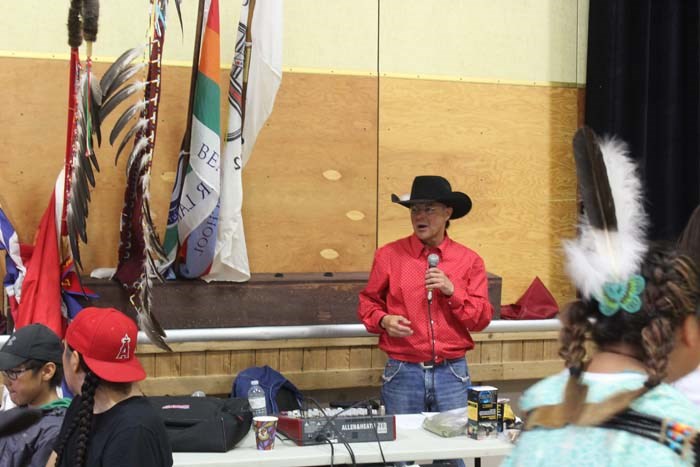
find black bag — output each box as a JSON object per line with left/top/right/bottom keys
{"left": 148, "top": 396, "right": 252, "bottom": 452}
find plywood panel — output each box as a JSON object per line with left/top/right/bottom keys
{"left": 349, "top": 346, "right": 373, "bottom": 369}
{"left": 255, "top": 349, "right": 280, "bottom": 369}
{"left": 155, "top": 353, "right": 181, "bottom": 378}
{"left": 0, "top": 59, "right": 377, "bottom": 277}
{"left": 480, "top": 341, "right": 503, "bottom": 364}
{"left": 502, "top": 341, "right": 523, "bottom": 363}
{"left": 0, "top": 56, "right": 579, "bottom": 328}
{"left": 303, "top": 348, "right": 327, "bottom": 371}
{"left": 230, "top": 350, "right": 255, "bottom": 373}
{"left": 378, "top": 78, "right": 579, "bottom": 307}
{"left": 180, "top": 351, "right": 206, "bottom": 376}
{"left": 135, "top": 332, "right": 564, "bottom": 395}
{"left": 523, "top": 341, "right": 545, "bottom": 361}
{"left": 279, "top": 349, "right": 304, "bottom": 373}
{"left": 371, "top": 347, "right": 387, "bottom": 369}
{"left": 468, "top": 344, "right": 481, "bottom": 364}
{"left": 139, "top": 354, "right": 156, "bottom": 378}
{"left": 205, "top": 350, "right": 231, "bottom": 375}
{"left": 243, "top": 73, "right": 378, "bottom": 273}
{"left": 326, "top": 348, "right": 350, "bottom": 370}
{"left": 543, "top": 340, "right": 561, "bottom": 360}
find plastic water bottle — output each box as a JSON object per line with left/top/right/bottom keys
{"left": 247, "top": 380, "right": 267, "bottom": 417}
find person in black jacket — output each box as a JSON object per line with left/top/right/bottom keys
{"left": 47, "top": 307, "right": 172, "bottom": 467}
{"left": 0, "top": 323, "right": 69, "bottom": 467}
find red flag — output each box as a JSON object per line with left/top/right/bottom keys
{"left": 14, "top": 192, "right": 64, "bottom": 337}
{"left": 501, "top": 277, "right": 559, "bottom": 320}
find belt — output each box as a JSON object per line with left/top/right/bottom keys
{"left": 417, "top": 358, "right": 464, "bottom": 370}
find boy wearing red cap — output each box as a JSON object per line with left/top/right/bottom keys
{"left": 47, "top": 307, "right": 172, "bottom": 467}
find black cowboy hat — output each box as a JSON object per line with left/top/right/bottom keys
{"left": 391, "top": 175, "right": 472, "bottom": 219}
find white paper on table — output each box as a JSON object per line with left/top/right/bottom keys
{"left": 396, "top": 414, "right": 427, "bottom": 430}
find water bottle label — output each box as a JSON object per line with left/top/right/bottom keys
{"left": 250, "top": 398, "right": 266, "bottom": 410}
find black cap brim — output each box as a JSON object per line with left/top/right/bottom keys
{"left": 391, "top": 193, "right": 472, "bottom": 219}
{"left": 0, "top": 352, "right": 28, "bottom": 371}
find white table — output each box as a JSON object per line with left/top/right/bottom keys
{"left": 172, "top": 414, "right": 513, "bottom": 467}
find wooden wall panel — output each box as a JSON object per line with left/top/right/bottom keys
{"left": 349, "top": 346, "right": 373, "bottom": 369}
{"left": 0, "top": 58, "right": 378, "bottom": 279}
{"left": 378, "top": 78, "right": 579, "bottom": 307}
{"left": 279, "top": 349, "right": 303, "bottom": 372}
{"left": 137, "top": 334, "right": 565, "bottom": 396}
{"left": 205, "top": 350, "right": 231, "bottom": 375}
{"left": 180, "top": 351, "right": 206, "bottom": 376}
{"left": 1, "top": 56, "right": 580, "bottom": 324}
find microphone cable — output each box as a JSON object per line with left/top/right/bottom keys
{"left": 320, "top": 398, "right": 388, "bottom": 466}
{"left": 426, "top": 297, "right": 438, "bottom": 409}
{"left": 304, "top": 397, "right": 357, "bottom": 466}
{"left": 366, "top": 403, "right": 388, "bottom": 465}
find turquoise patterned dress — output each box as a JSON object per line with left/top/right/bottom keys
{"left": 502, "top": 371, "right": 700, "bottom": 467}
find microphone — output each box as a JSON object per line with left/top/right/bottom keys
{"left": 427, "top": 253, "right": 440, "bottom": 302}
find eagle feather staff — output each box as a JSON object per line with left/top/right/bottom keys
{"left": 102, "top": 0, "right": 183, "bottom": 352}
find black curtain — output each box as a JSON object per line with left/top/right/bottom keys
{"left": 585, "top": 0, "right": 700, "bottom": 241}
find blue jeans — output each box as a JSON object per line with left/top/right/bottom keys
{"left": 381, "top": 358, "right": 470, "bottom": 467}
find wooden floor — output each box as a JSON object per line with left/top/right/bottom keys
{"left": 136, "top": 331, "right": 563, "bottom": 396}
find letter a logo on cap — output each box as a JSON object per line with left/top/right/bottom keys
{"left": 116, "top": 334, "right": 131, "bottom": 360}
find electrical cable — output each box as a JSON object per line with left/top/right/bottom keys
{"left": 427, "top": 295, "right": 437, "bottom": 409}
{"left": 367, "top": 404, "right": 388, "bottom": 465}
{"left": 322, "top": 398, "right": 388, "bottom": 466}
{"left": 304, "top": 397, "right": 357, "bottom": 466}
{"left": 322, "top": 437, "right": 335, "bottom": 467}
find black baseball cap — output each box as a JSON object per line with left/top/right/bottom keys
{"left": 0, "top": 324, "right": 63, "bottom": 370}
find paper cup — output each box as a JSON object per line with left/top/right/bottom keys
{"left": 253, "top": 416, "right": 278, "bottom": 450}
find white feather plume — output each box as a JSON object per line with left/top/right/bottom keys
{"left": 563, "top": 136, "right": 648, "bottom": 300}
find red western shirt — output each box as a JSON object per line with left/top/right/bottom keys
{"left": 357, "top": 234, "right": 493, "bottom": 363}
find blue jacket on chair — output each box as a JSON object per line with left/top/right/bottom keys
{"left": 231, "top": 365, "right": 303, "bottom": 414}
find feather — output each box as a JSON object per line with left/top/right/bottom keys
{"left": 173, "top": 0, "right": 184, "bottom": 35}
{"left": 82, "top": 152, "right": 96, "bottom": 188}
{"left": 137, "top": 305, "right": 171, "bottom": 351}
{"left": 109, "top": 100, "right": 147, "bottom": 146}
{"left": 89, "top": 149, "right": 100, "bottom": 173}
{"left": 114, "top": 118, "right": 148, "bottom": 165}
{"left": 100, "top": 81, "right": 147, "bottom": 125}
{"left": 135, "top": 273, "right": 171, "bottom": 351}
{"left": 563, "top": 127, "right": 648, "bottom": 300}
{"left": 103, "top": 62, "right": 147, "bottom": 98}
{"left": 100, "top": 46, "right": 145, "bottom": 96}
{"left": 125, "top": 137, "right": 150, "bottom": 175}
{"left": 89, "top": 76, "right": 103, "bottom": 146}
{"left": 572, "top": 127, "right": 617, "bottom": 232}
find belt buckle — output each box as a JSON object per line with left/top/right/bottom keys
{"left": 419, "top": 361, "right": 435, "bottom": 370}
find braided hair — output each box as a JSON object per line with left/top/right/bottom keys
{"left": 54, "top": 367, "right": 99, "bottom": 467}
{"left": 530, "top": 244, "right": 700, "bottom": 429}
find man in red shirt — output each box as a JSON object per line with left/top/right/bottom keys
{"left": 358, "top": 176, "right": 493, "bottom": 464}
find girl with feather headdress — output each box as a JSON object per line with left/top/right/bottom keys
{"left": 503, "top": 128, "right": 700, "bottom": 466}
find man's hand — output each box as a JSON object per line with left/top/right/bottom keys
{"left": 425, "top": 267, "right": 454, "bottom": 297}
{"left": 380, "top": 315, "right": 413, "bottom": 337}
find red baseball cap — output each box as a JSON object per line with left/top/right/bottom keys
{"left": 65, "top": 307, "right": 146, "bottom": 383}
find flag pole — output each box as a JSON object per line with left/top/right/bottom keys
{"left": 166, "top": 0, "right": 206, "bottom": 271}
{"left": 183, "top": 0, "right": 207, "bottom": 148}
{"left": 240, "top": 0, "right": 257, "bottom": 126}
